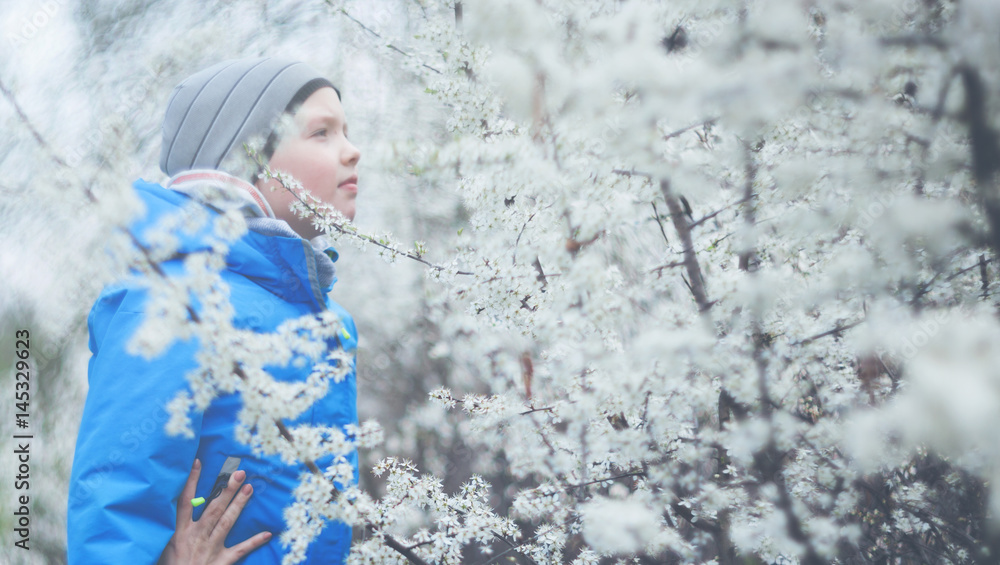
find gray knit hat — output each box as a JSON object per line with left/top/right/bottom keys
{"left": 159, "top": 57, "right": 340, "bottom": 178}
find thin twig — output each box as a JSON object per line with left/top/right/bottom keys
{"left": 563, "top": 471, "right": 646, "bottom": 491}
{"left": 649, "top": 261, "right": 685, "bottom": 275}
{"left": 670, "top": 502, "right": 722, "bottom": 534}
{"left": 0, "top": 78, "right": 71, "bottom": 169}
{"left": 651, "top": 201, "right": 670, "bottom": 246}
{"left": 252, "top": 149, "right": 473, "bottom": 275}
{"left": 661, "top": 179, "right": 712, "bottom": 314}
{"left": 611, "top": 168, "right": 652, "bottom": 178}
{"left": 790, "top": 319, "right": 865, "bottom": 346}
{"left": 945, "top": 256, "right": 993, "bottom": 281}
{"left": 738, "top": 140, "right": 758, "bottom": 272}
{"left": 689, "top": 193, "right": 754, "bottom": 229}
{"left": 879, "top": 35, "right": 948, "bottom": 50}
{"left": 330, "top": 2, "right": 442, "bottom": 75}
{"left": 519, "top": 405, "right": 554, "bottom": 415}
{"left": 662, "top": 118, "right": 717, "bottom": 141}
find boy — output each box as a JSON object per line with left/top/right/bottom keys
{"left": 68, "top": 57, "right": 361, "bottom": 564}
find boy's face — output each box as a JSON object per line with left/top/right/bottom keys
{"left": 257, "top": 87, "right": 361, "bottom": 238}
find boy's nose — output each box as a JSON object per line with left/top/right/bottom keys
{"left": 343, "top": 140, "right": 361, "bottom": 166}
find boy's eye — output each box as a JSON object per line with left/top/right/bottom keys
{"left": 312, "top": 128, "right": 328, "bottom": 137}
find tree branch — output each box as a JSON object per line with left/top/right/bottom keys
{"left": 660, "top": 179, "right": 712, "bottom": 314}
{"left": 790, "top": 319, "right": 865, "bottom": 346}
{"left": 670, "top": 502, "right": 721, "bottom": 534}
{"left": 330, "top": 1, "right": 442, "bottom": 75}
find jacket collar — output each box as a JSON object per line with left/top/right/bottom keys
{"left": 166, "top": 169, "right": 276, "bottom": 219}
{"left": 130, "top": 178, "right": 336, "bottom": 310}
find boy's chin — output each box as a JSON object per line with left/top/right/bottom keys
{"left": 334, "top": 205, "right": 356, "bottom": 223}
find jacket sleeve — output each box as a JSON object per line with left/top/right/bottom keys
{"left": 68, "top": 285, "right": 204, "bottom": 565}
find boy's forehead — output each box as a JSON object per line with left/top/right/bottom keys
{"left": 297, "top": 87, "right": 345, "bottom": 123}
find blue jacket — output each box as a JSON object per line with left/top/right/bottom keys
{"left": 68, "top": 179, "right": 358, "bottom": 564}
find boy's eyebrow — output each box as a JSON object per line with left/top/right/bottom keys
{"left": 307, "top": 113, "right": 348, "bottom": 136}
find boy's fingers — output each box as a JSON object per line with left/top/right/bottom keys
{"left": 201, "top": 469, "right": 247, "bottom": 529}
{"left": 176, "top": 458, "right": 201, "bottom": 525}
{"left": 225, "top": 531, "right": 273, "bottom": 563}
{"left": 211, "top": 482, "right": 254, "bottom": 543}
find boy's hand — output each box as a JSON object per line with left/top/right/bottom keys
{"left": 158, "top": 459, "right": 273, "bottom": 565}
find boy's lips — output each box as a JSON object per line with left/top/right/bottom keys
{"left": 339, "top": 175, "right": 358, "bottom": 194}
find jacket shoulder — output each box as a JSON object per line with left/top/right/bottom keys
{"left": 129, "top": 178, "right": 220, "bottom": 254}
